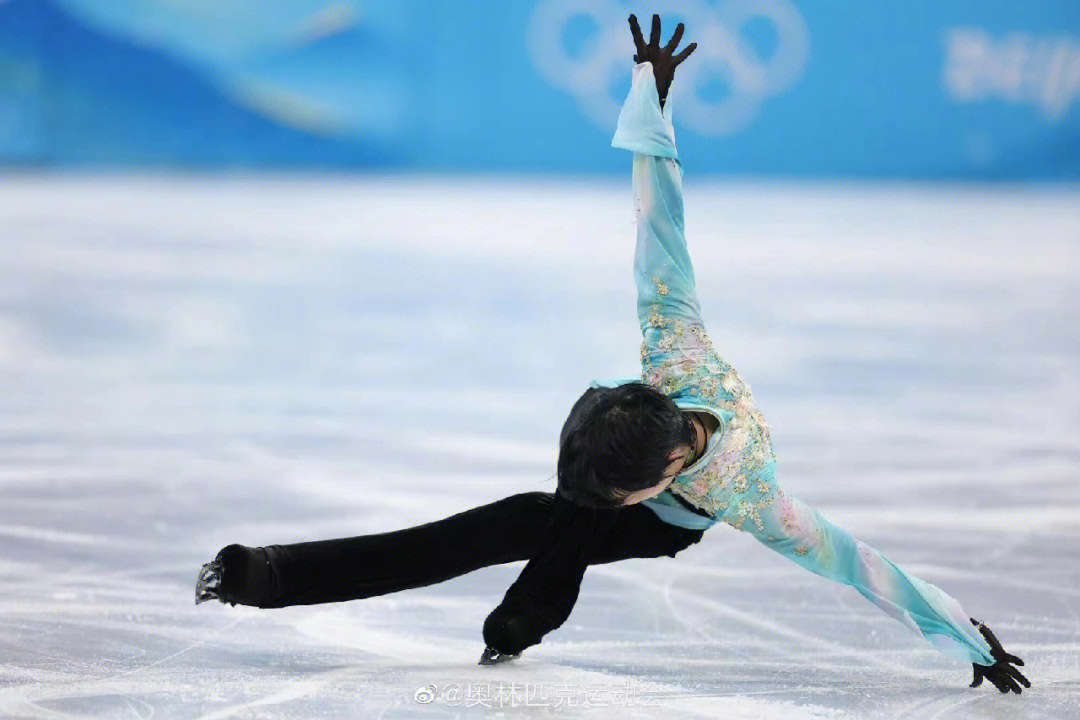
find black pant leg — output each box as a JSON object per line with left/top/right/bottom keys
{"left": 482, "top": 493, "right": 706, "bottom": 655}
{"left": 255, "top": 491, "right": 559, "bottom": 608}
{"left": 590, "top": 501, "right": 706, "bottom": 563}
{"left": 218, "top": 489, "right": 705, "bottom": 610}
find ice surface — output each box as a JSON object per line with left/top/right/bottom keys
{"left": 1, "top": 175, "right": 1078, "bottom": 718}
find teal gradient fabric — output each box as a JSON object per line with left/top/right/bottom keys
{"left": 603, "top": 62, "right": 995, "bottom": 667}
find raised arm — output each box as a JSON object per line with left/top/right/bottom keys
{"left": 612, "top": 16, "right": 703, "bottom": 335}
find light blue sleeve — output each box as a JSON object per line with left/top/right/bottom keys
{"left": 732, "top": 481, "right": 997, "bottom": 666}
{"left": 611, "top": 62, "right": 705, "bottom": 334}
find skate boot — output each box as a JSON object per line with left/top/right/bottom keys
{"left": 195, "top": 544, "right": 275, "bottom": 608}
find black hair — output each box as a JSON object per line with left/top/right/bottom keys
{"left": 556, "top": 382, "right": 693, "bottom": 509}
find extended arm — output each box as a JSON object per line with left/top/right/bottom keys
{"left": 614, "top": 16, "right": 703, "bottom": 338}
{"left": 736, "top": 481, "right": 1001, "bottom": 668}
{"left": 742, "top": 483, "right": 1031, "bottom": 691}
{"left": 613, "top": 62, "right": 704, "bottom": 332}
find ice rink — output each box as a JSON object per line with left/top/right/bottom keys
{"left": 1, "top": 175, "right": 1078, "bottom": 718}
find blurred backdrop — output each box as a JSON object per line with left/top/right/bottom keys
{"left": 3, "top": 3, "right": 1080, "bottom": 717}
{"left": 2, "top": 0, "right": 1079, "bottom": 177}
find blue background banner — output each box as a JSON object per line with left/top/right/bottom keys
{"left": 2, "top": 0, "right": 1078, "bottom": 177}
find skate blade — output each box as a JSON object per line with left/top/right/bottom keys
{"left": 478, "top": 646, "right": 521, "bottom": 665}
{"left": 195, "top": 559, "right": 224, "bottom": 605}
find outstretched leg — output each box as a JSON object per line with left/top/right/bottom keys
{"left": 201, "top": 491, "right": 703, "bottom": 609}
{"left": 260, "top": 492, "right": 557, "bottom": 607}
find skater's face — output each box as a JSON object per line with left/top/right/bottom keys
{"left": 617, "top": 444, "right": 692, "bottom": 505}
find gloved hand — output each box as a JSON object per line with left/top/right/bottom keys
{"left": 969, "top": 617, "right": 1031, "bottom": 694}
{"left": 627, "top": 13, "right": 697, "bottom": 108}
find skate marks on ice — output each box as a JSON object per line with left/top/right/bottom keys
{"left": 287, "top": 598, "right": 849, "bottom": 720}
{"left": 1, "top": 177, "right": 1079, "bottom": 718}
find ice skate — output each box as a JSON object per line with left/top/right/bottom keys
{"left": 478, "top": 645, "right": 521, "bottom": 665}
{"left": 196, "top": 544, "right": 275, "bottom": 607}
{"left": 196, "top": 556, "right": 227, "bottom": 605}
{"left": 195, "top": 553, "right": 238, "bottom": 606}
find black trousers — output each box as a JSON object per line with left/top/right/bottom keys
{"left": 225, "top": 491, "right": 705, "bottom": 616}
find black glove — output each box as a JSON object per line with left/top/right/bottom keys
{"left": 969, "top": 617, "right": 1031, "bottom": 694}
{"left": 628, "top": 13, "right": 697, "bottom": 108}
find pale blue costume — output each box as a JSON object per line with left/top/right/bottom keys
{"left": 595, "top": 62, "right": 996, "bottom": 667}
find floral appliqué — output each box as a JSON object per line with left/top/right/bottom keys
{"left": 640, "top": 282, "right": 777, "bottom": 525}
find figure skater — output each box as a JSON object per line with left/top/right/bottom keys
{"left": 195, "top": 14, "right": 1029, "bottom": 695}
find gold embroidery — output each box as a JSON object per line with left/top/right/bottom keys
{"left": 699, "top": 375, "right": 719, "bottom": 400}
{"left": 689, "top": 324, "right": 715, "bottom": 351}
{"left": 653, "top": 277, "right": 669, "bottom": 295}
{"left": 649, "top": 305, "right": 668, "bottom": 329}
{"left": 795, "top": 545, "right": 809, "bottom": 556}
{"left": 640, "top": 297, "right": 781, "bottom": 533}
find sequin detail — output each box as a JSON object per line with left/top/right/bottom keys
{"left": 640, "top": 282, "right": 777, "bottom": 524}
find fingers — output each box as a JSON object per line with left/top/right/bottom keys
{"left": 978, "top": 622, "right": 1001, "bottom": 648}
{"left": 664, "top": 22, "right": 684, "bottom": 53}
{"left": 989, "top": 665, "right": 1027, "bottom": 694}
{"left": 974, "top": 621, "right": 1027, "bottom": 675}
{"left": 1008, "top": 665, "right": 1032, "bottom": 689}
{"left": 985, "top": 668, "right": 1012, "bottom": 693}
{"left": 975, "top": 620, "right": 1008, "bottom": 657}
{"left": 632, "top": 14, "right": 696, "bottom": 67}
{"left": 973, "top": 661, "right": 1030, "bottom": 694}
{"left": 628, "top": 15, "right": 647, "bottom": 58}
{"left": 673, "top": 42, "right": 697, "bottom": 66}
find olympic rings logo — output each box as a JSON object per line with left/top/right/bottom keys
{"left": 526, "top": 1, "right": 810, "bottom": 135}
